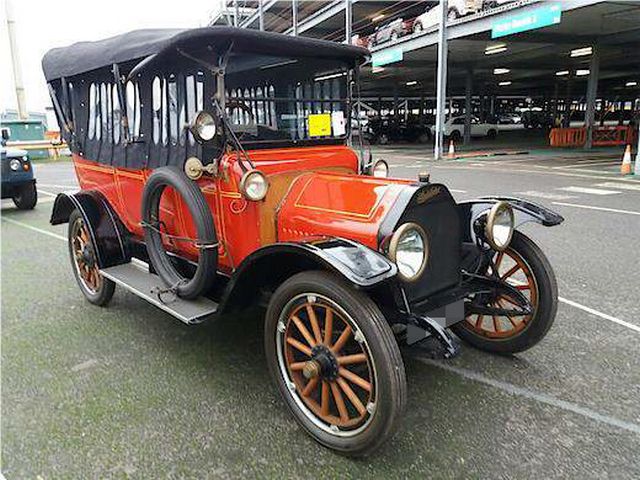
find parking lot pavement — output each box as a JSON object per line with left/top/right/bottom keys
{"left": 2, "top": 159, "right": 640, "bottom": 479}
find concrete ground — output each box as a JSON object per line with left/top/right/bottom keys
{"left": 2, "top": 146, "right": 640, "bottom": 479}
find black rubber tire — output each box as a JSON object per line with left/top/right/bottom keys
{"left": 449, "top": 130, "right": 461, "bottom": 142}
{"left": 452, "top": 231, "right": 558, "bottom": 354}
{"left": 141, "top": 166, "right": 217, "bottom": 300}
{"left": 447, "top": 8, "right": 459, "bottom": 21}
{"left": 68, "top": 209, "right": 115, "bottom": 306}
{"left": 265, "top": 271, "right": 407, "bottom": 457}
{"left": 487, "top": 129, "right": 498, "bottom": 140}
{"left": 413, "top": 22, "right": 423, "bottom": 34}
{"left": 13, "top": 183, "right": 37, "bottom": 210}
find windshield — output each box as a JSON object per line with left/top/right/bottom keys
{"left": 224, "top": 53, "right": 352, "bottom": 147}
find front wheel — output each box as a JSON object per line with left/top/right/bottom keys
{"left": 13, "top": 183, "right": 37, "bottom": 210}
{"left": 453, "top": 231, "right": 558, "bottom": 354}
{"left": 265, "top": 271, "right": 406, "bottom": 457}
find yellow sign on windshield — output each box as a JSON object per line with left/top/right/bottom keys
{"left": 308, "top": 113, "right": 332, "bottom": 137}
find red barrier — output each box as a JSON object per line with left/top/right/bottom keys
{"left": 549, "top": 126, "right": 637, "bottom": 148}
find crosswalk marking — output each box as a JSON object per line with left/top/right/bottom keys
{"left": 558, "top": 186, "right": 621, "bottom": 195}
{"left": 594, "top": 182, "right": 640, "bottom": 192}
{"left": 515, "top": 191, "right": 577, "bottom": 200}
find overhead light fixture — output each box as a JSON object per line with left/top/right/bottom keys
{"left": 555, "top": 70, "right": 570, "bottom": 76}
{"left": 314, "top": 72, "right": 347, "bottom": 82}
{"left": 570, "top": 46, "right": 592, "bottom": 57}
{"left": 372, "top": 66, "right": 385, "bottom": 73}
{"left": 372, "top": 13, "right": 385, "bottom": 22}
{"left": 485, "top": 43, "right": 507, "bottom": 55}
{"left": 406, "top": 81, "right": 418, "bottom": 86}
{"left": 498, "top": 81, "right": 512, "bottom": 86}
{"left": 493, "top": 68, "right": 510, "bottom": 75}
{"left": 626, "top": 81, "right": 638, "bottom": 87}
{"left": 576, "top": 69, "right": 590, "bottom": 76}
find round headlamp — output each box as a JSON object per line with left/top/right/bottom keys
{"left": 388, "top": 223, "right": 428, "bottom": 281}
{"left": 190, "top": 111, "right": 217, "bottom": 143}
{"left": 371, "top": 159, "right": 389, "bottom": 178}
{"left": 240, "top": 169, "right": 269, "bottom": 201}
{"left": 9, "top": 159, "right": 21, "bottom": 171}
{"left": 485, "top": 201, "right": 514, "bottom": 251}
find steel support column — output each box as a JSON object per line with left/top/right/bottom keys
{"left": 292, "top": 0, "right": 298, "bottom": 36}
{"left": 434, "top": 0, "right": 448, "bottom": 161}
{"left": 585, "top": 45, "right": 600, "bottom": 149}
{"left": 464, "top": 69, "right": 473, "bottom": 146}
{"left": 233, "top": 0, "right": 239, "bottom": 27}
{"left": 258, "top": 0, "right": 265, "bottom": 31}
{"left": 345, "top": 0, "right": 352, "bottom": 43}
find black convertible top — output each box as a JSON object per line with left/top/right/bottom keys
{"left": 42, "top": 26, "right": 369, "bottom": 81}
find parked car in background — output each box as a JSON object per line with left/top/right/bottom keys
{"left": 369, "top": 18, "right": 411, "bottom": 47}
{"left": 369, "top": 116, "right": 431, "bottom": 144}
{"left": 414, "top": 0, "right": 483, "bottom": 33}
{"left": 483, "top": 0, "right": 517, "bottom": 10}
{"left": 1, "top": 129, "right": 37, "bottom": 210}
{"left": 431, "top": 116, "right": 498, "bottom": 140}
{"left": 498, "top": 112, "right": 522, "bottom": 124}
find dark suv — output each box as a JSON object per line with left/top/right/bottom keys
{"left": 1, "top": 129, "right": 37, "bottom": 210}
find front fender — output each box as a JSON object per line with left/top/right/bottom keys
{"left": 457, "top": 196, "right": 564, "bottom": 242}
{"left": 218, "top": 237, "right": 397, "bottom": 313}
{"left": 50, "top": 190, "right": 130, "bottom": 268}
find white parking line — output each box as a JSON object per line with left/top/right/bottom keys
{"left": 559, "top": 296, "right": 640, "bottom": 334}
{"left": 417, "top": 358, "right": 640, "bottom": 435}
{"left": 516, "top": 191, "right": 577, "bottom": 201}
{"left": 37, "top": 189, "right": 59, "bottom": 197}
{"left": 558, "top": 186, "right": 620, "bottom": 195}
{"left": 37, "top": 183, "right": 78, "bottom": 189}
{"left": 1, "top": 217, "right": 66, "bottom": 241}
{"left": 594, "top": 182, "right": 640, "bottom": 192}
{"left": 552, "top": 202, "right": 640, "bottom": 216}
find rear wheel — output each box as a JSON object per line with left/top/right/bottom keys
{"left": 390, "top": 31, "right": 399, "bottom": 42}
{"left": 447, "top": 8, "right": 459, "bottom": 21}
{"left": 13, "top": 183, "right": 37, "bottom": 210}
{"left": 487, "top": 129, "right": 498, "bottom": 139}
{"left": 453, "top": 231, "right": 558, "bottom": 354}
{"left": 265, "top": 271, "right": 406, "bottom": 457}
{"left": 413, "top": 22, "right": 423, "bottom": 34}
{"left": 68, "top": 209, "right": 115, "bottom": 306}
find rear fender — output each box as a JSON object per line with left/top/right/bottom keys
{"left": 457, "top": 196, "right": 564, "bottom": 242}
{"left": 219, "top": 237, "right": 397, "bottom": 314}
{"left": 50, "top": 190, "right": 130, "bottom": 268}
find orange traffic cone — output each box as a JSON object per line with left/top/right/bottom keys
{"left": 448, "top": 139, "right": 455, "bottom": 157}
{"left": 621, "top": 144, "right": 632, "bottom": 175}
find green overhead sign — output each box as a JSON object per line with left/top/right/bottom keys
{"left": 371, "top": 48, "right": 403, "bottom": 67}
{"left": 491, "top": 3, "right": 562, "bottom": 39}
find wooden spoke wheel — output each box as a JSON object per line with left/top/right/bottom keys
{"left": 280, "top": 295, "right": 375, "bottom": 431}
{"left": 464, "top": 247, "right": 538, "bottom": 339}
{"left": 67, "top": 210, "right": 115, "bottom": 306}
{"left": 453, "top": 231, "right": 558, "bottom": 354}
{"left": 265, "top": 271, "right": 406, "bottom": 456}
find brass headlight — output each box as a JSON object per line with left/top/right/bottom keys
{"left": 240, "top": 169, "right": 269, "bottom": 201}
{"left": 485, "top": 201, "right": 514, "bottom": 251}
{"left": 190, "top": 111, "right": 218, "bottom": 143}
{"left": 388, "top": 223, "right": 428, "bottom": 282}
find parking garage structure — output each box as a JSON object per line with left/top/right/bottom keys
{"left": 210, "top": 1, "right": 640, "bottom": 161}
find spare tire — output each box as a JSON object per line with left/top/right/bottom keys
{"left": 141, "top": 166, "right": 218, "bottom": 300}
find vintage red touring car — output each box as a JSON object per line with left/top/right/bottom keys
{"left": 43, "top": 27, "right": 562, "bottom": 456}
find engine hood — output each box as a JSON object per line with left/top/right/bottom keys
{"left": 277, "top": 172, "right": 422, "bottom": 250}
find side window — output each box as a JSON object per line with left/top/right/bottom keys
{"left": 88, "top": 83, "right": 96, "bottom": 139}
{"left": 100, "top": 83, "right": 110, "bottom": 143}
{"left": 167, "top": 75, "right": 178, "bottom": 145}
{"left": 112, "top": 84, "right": 121, "bottom": 144}
{"left": 126, "top": 81, "right": 141, "bottom": 138}
{"left": 152, "top": 77, "right": 162, "bottom": 144}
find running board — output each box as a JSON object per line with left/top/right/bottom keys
{"left": 99, "top": 261, "right": 218, "bottom": 324}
